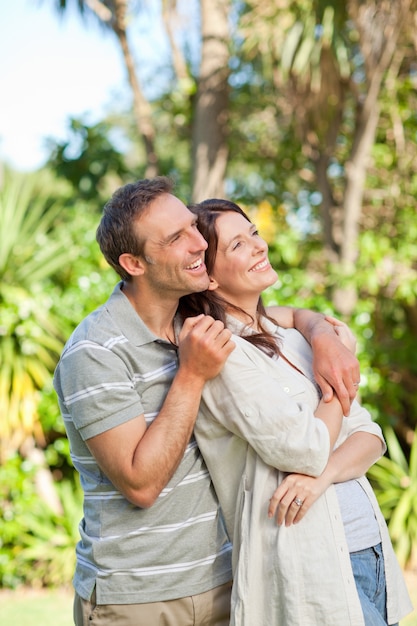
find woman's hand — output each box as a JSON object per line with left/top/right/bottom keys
{"left": 268, "top": 472, "right": 330, "bottom": 526}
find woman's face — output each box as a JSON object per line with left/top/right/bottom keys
{"left": 208, "top": 211, "right": 278, "bottom": 308}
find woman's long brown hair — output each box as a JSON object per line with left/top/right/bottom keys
{"left": 178, "top": 198, "right": 281, "bottom": 357}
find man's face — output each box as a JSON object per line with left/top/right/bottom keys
{"left": 136, "top": 193, "right": 210, "bottom": 298}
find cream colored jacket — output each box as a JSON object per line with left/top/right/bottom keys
{"left": 196, "top": 323, "right": 412, "bottom": 626}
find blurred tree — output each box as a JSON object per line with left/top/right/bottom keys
{"left": 191, "top": 0, "right": 231, "bottom": 201}
{"left": 228, "top": 0, "right": 417, "bottom": 448}
{"left": 44, "top": 0, "right": 160, "bottom": 177}
{"left": 41, "top": 0, "right": 233, "bottom": 200}
{"left": 46, "top": 116, "right": 130, "bottom": 202}
{"left": 0, "top": 159, "right": 120, "bottom": 513}
{"left": 0, "top": 167, "right": 79, "bottom": 515}
{"left": 2, "top": 1, "right": 416, "bottom": 584}
{"left": 238, "top": 0, "right": 416, "bottom": 314}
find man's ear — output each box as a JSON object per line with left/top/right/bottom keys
{"left": 119, "top": 253, "right": 146, "bottom": 277}
{"left": 207, "top": 276, "right": 219, "bottom": 291}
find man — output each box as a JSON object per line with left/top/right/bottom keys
{"left": 54, "top": 177, "right": 360, "bottom": 626}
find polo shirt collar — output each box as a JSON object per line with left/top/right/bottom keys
{"left": 105, "top": 282, "right": 178, "bottom": 348}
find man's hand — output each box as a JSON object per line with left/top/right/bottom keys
{"left": 311, "top": 316, "right": 360, "bottom": 415}
{"left": 265, "top": 306, "right": 360, "bottom": 414}
{"left": 86, "top": 315, "right": 234, "bottom": 509}
{"left": 292, "top": 310, "right": 360, "bottom": 415}
{"left": 325, "top": 315, "right": 357, "bottom": 354}
{"left": 178, "top": 314, "right": 235, "bottom": 384}
{"left": 310, "top": 330, "right": 360, "bottom": 415}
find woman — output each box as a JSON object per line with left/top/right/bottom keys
{"left": 179, "top": 199, "right": 412, "bottom": 626}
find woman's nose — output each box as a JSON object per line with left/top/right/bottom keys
{"left": 253, "top": 239, "right": 267, "bottom": 253}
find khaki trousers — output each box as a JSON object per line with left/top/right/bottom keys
{"left": 73, "top": 580, "right": 232, "bottom": 626}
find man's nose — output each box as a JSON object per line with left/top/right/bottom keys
{"left": 192, "top": 229, "right": 208, "bottom": 250}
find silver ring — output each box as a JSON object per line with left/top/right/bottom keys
{"left": 353, "top": 382, "right": 360, "bottom": 387}
{"left": 293, "top": 497, "right": 303, "bottom": 507}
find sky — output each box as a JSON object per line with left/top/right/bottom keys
{"left": 0, "top": 0, "right": 166, "bottom": 172}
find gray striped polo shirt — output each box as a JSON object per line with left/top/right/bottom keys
{"left": 53, "top": 282, "right": 232, "bottom": 604}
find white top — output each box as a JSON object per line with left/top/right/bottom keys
{"left": 195, "top": 321, "right": 412, "bottom": 626}
{"left": 335, "top": 479, "right": 381, "bottom": 552}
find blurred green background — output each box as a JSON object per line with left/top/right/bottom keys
{"left": 0, "top": 1, "right": 416, "bottom": 621}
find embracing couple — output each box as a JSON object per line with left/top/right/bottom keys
{"left": 54, "top": 177, "right": 412, "bottom": 626}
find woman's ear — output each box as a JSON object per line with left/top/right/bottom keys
{"left": 207, "top": 276, "right": 219, "bottom": 291}
{"left": 119, "top": 253, "right": 146, "bottom": 277}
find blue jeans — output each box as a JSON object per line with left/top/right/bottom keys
{"left": 350, "top": 543, "right": 397, "bottom": 626}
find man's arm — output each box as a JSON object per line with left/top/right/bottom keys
{"left": 87, "top": 315, "right": 235, "bottom": 508}
{"left": 267, "top": 306, "right": 360, "bottom": 415}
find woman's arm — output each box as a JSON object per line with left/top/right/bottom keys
{"left": 268, "top": 430, "right": 384, "bottom": 527}
{"left": 267, "top": 306, "right": 360, "bottom": 415}
{"left": 199, "top": 335, "right": 344, "bottom": 477}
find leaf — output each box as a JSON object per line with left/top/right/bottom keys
{"left": 281, "top": 21, "right": 304, "bottom": 72}
{"left": 384, "top": 426, "right": 408, "bottom": 472}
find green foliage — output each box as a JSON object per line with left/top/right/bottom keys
{"left": 367, "top": 427, "right": 417, "bottom": 568}
{"left": 46, "top": 117, "right": 131, "bottom": 202}
{"left": 230, "top": 8, "right": 417, "bottom": 444}
{"left": 4, "top": 0, "right": 416, "bottom": 588}
{"left": 0, "top": 164, "right": 118, "bottom": 590}
{"left": 0, "top": 169, "right": 77, "bottom": 458}
{"left": 0, "top": 169, "right": 71, "bottom": 283}
{"left": 0, "top": 455, "right": 82, "bottom": 589}
{"left": 0, "top": 161, "right": 117, "bottom": 462}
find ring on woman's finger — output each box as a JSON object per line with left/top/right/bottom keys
{"left": 353, "top": 381, "right": 360, "bottom": 387}
{"left": 293, "top": 497, "right": 304, "bottom": 507}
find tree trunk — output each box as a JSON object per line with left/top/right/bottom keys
{"left": 333, "top": 0, "right": 410, "bottom": 314}
{"left": 191, "top": 0, "right": 231, "bottom": 202}
{"left": 315, "top": 153, "right": 339, "bottom": 259}
{"left": 81, "top": 0, "right": 160, "bottom": 177}
{"left": 161, "top": 0, "right": 189, "bottom": 82}
{"left": 112, "top": 0, "right": 159, "bottom": 177}
{"left": 343, "top": 0, "right": 408, "bottom": 269}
